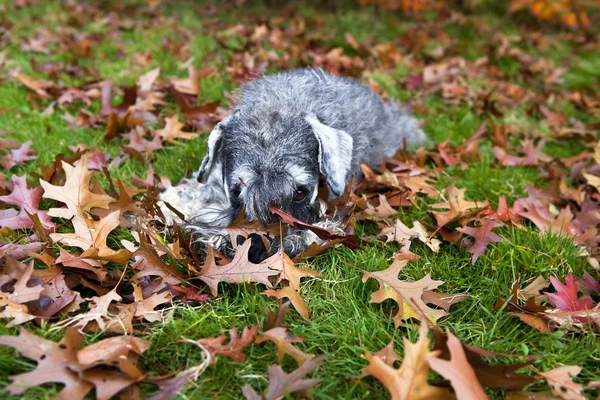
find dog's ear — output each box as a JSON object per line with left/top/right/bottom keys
{"left": 197, "top": 117, "right": 229, "bottom": 183}
{"left": 305, "top": 114, "right": 353, "bottom": 196}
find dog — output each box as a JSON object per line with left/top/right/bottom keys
{"left": 159, "top": 68, "right": 425, "bottom": 260}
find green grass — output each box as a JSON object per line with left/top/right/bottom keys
{"left": 1, "top": 1, "right": 599, "bottom": 399}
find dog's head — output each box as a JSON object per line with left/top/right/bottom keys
{"left": 196, "top": 111, "right": 353, "bottom": 226}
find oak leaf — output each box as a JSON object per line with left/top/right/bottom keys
{"left": 186, "top": 325, "right": 258, "bottom": 364}
{"left": 130, "top": 232, "right": 185, "bottom": 286}
{"left": 242, "top": 354, "right": 325, "bottom": 400}
{"left": 132, "top": 282, "right": 173, "bottom": 323}
{"left": 362, "top": 259, "right": 462, "bottom": 327}
{"left": 0, "top": 175, "right": 53, "bottom": 230}
{"left": 55, "top": 248, "right": 108, "bottom": 282}
{"left": 0, "top": 292, "right": 36, "bottom": 327}
{"left": 362, "top": 323, "right": 454, "bottom": 400}
{"left": 545, "top": 273, "right": 595, "bottom": 312}
{"left": 40, "top": 152, "right": 115, "bottom": 214}
{"left": 0, "top": 327, "right": 92, "bottom": 399}
{"left": 12, "top": 72, "right": 53, "bottom": 98}
{"left": 255, "top": 326, "right": 315, "bottom": 366}
{"left": 538, "top": 366, "right": 585, "bottom": 400}
{"left": 262, "top": 250, "right": 319, "bottom": 319}
{"left": 77, "top": 335, "right": 151, "bottom": 379}
{"left": 1, "top": 141, "right": 37, "bottom": 169}
{"left": 69, "top": 288, "right": 122, "bottom": 332}
{"left": 263, "top": 286, "right": 311, "bottom": 320}
{"left": 124, "top": 126, "right": 164, "bottom": 158}
{"left": 51, "top": 209, "right": 132, "bottom": 263}
{"left": 426, "top": 330, "right": 488, "bottom": 400}
{"left": 0, "top": 327, "right": 150, "bottom": 399}
{"left": 199, "top": 241, "right": 281, "bottom": 296}
{"left": 156, "top": 114, "right": 196, "bottom": 143}
{"left": 137, "top": 67, "right": 160, "bottom": 92}
{"left": 1, "top": 259, "right": 44, "bottom": 304}
{"left": 429, "top": 324, "right": 537, "bottom": 389}
{"left": 457, "top": 219, "right": 503, "bottom": 264}
{"left": 429, "top": 186, "right": 486, "bottom": 227}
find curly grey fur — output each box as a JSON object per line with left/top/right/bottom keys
{"left": 160, "top": 68, "right": 425, "bottom": 259}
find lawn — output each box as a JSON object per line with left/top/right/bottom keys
{"left": 1, "top": 0, "right": 599, "bottom": 399}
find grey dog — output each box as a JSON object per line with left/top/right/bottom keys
{"left": 159, "top": 68, "right": 425, "bottom": 259}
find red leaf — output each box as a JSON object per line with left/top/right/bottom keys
{"left": 545, "top": 273, "right": 595, "bottom": 311}
{"left": 457, "top": 219, "right": 503, "bottom": 264}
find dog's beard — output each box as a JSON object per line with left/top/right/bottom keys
{"left": 158, "top": 178, "right": 336, "bottom": 262}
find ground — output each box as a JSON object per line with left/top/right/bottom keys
{"left": 0, "top": 1, "right": 599, "bottom": 399}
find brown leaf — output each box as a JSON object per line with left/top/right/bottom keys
{"left": 430, "top": 325, "right": 537, "bottom": 389}
{"left": 40, "top": 152, "right": 115, "bottom": 213}
{"left": 538, "top": 366, "right": 585, "bottom": 400}
{"left": 70, "top": 288, "right": 122, "bottom": 332}
{"left": 430, "top": 186, "right": 486, "bottom": 228}
{"left": 0, "top": 292, "right": 36, "bottom": 327}
{"left": 124, "top": 127, "right": 164, "bottom": 158}
{"left": 0, "top": 141, "right": 37, "bottom": 170}
{"left": 0, "top": 327, "right": 92, "bottom": 399}
{"left": 457, "top": 219, "right": 503, "bottom": 264}
{"left": 12, "top": 72, "right": 53, "bottom": 99}
{"left": 242, "top": 354, "right": 325, "bottom": 400}
{"left": 55, "top": 248, "right": 108, "bottom": 282}
{"left": 131, "top": 233, "right": 185, "bottom": 286}
{"left": 1, "top": 258, "right": 44, "bottom": 304}
{"left": 156, "top": 114, "right": 197, "bottom": 142}
{"left": 255, "top": 327, "right": 315, "bottom": 366}
{"left": 0, "top": 175, "right": 53, "bottom": 230}
{"left": 187, "top": 325, "right": 258, "bottom": 364}
{"left": 132, "top": 282, "right": 173, "bottom": 323}
{"left": 137, "top": 67, "right": 160, "bottom": 92}
{"left": 102, "top": 110, "right": 145, "bottom": 143}
{"left": 270, "top": 207, "right": 361, "bottom": 250}
{"left": 199, "top": 241, "right": 281, "bottom": 297}
{"left": 77, "top": 335, "right": 150, "bottom": 379}
{"left": 264, "top": 250, "right": 319, "bottom": 319}
{"left": 170, "top": 65, "right": 213, "bottom": 96}
{"left": 362, "top": 259, "right": 461, "bottom": 327}
{"left": 426, "top": 330, "right": 488, "bottom": 400}
{"left": 264, "top": 300, "right": 291, "bottom": 331}
{"left": 362, "top": 323, "right": 454, "bottom": 400}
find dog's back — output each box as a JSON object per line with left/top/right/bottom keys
{"left": 233, "top": 68, "right": 425, "bottom": 171}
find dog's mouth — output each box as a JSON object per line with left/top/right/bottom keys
{"left": 158, "top": 179, "right": 345, "bottom": 262}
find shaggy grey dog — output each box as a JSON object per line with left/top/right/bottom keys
{"left": 159, "top": 68, "right": 425, "bottom": 259}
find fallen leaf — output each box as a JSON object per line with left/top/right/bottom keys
{"left": 241, "top": 354, "right": 325, "bottom": 400}
{"left": 255, "top": 327, "right": 315, "bottom": 366}
{"left": 199, "top": 242, "right": 281, "bottom": 297}
{"left": 186, "top": 325, "right": 258, "bottom": 364}
{"left": 538, "top": 366, "right": 585, "bottom": 400}
{"left": 545, "top": 273, "right": 595, "bottom": 312}
{"left": 362, "top": 323, "right": 454, "bottom": 400}
{"left": 362, "top": 259, "right": 463, "bottom": 327}
{"left": 457, "top": 219, "right": 503, "bottom": 264}
{"left": 426, "top": 330, "right": 488, "bottom": 400}
{"left": 156, "top": 114, "right": 197, "bottom": 142}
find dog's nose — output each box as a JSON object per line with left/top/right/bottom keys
{"left": 255, "top": 203, "right": 280, "bottom": 226}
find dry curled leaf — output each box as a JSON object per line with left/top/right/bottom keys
{"left": 362, "top": 323, "right": 454, "bottom": 400}
{"left": 242, "top": 354, "right": 325, "bottom": 400}
{"left": 186, "top": 325, "right": 258, "bottom": 364}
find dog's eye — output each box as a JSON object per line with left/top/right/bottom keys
{"left": 293, "top": 188, "right": 308, "bottom": 202}
{"left": 232, "top": 187, "right": 242, "bottom": 198}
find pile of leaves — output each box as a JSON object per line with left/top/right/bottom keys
{"left": 1, "top": 0, "right": 600, "bottom": 398}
